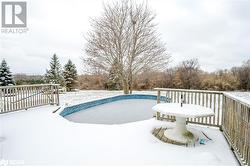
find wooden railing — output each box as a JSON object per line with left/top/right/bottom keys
{"left": 155, "top": 88, "right": 249, "bottom": 166}
{"left": 0, "top": 84, "right": 60, "bottom": 114}
{"left": 222, "top": 93, "right": 249, "bottom": 166}
{"left": 155, "top": 88, "right": 224, "bottom": 128}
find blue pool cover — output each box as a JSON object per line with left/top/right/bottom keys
{"left": 60, "top": 94, "right": 169, "bottom": 117}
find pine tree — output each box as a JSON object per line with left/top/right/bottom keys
{"left": 0, "top": 59, "right": 15, "bottom": 86}
{"left": 45, "top": 54, "right": 65, "bottom": 85}
{"left": 106, "top": 60, "right": 121, "bottom": 90}
{"left": 63, "top": 59, "right": 78, "bottom": 91}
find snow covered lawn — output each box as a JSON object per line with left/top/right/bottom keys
{"left": 0, "top": 90, "right": 239, "bottom": 165}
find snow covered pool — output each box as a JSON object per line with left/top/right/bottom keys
{"left": 60, "top": 94, "right": 167, "bottom": 124}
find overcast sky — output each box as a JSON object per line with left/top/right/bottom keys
{"left": 0, "top": 0, "right": 249, "bottom": 75}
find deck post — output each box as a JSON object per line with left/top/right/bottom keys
{"left": 50, "top": 84, "right": 54, "bottom": 105}
{"left": 56, "top": 85, "right": 60, "bottom": 106}
{"left": 156, "top": 90, "right": 161, "bottom": 120}
{"left": 220, "top": 95, "right": 225, "bottom": 132}
{"left": 157, "top": 90, "right": 161, "bottom": 104}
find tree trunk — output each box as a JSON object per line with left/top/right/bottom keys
{"left": 123, "top": 79, "right": 129, "bottom": 94}
{"left": 129, "top": 73, "right": 133, "bottom": 94}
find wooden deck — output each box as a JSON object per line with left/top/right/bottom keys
{"left": 152, "top": 127, "right": 188, "bottom": 146}
{"left": 155, "top": 88, "right": 250, "bottom": 165}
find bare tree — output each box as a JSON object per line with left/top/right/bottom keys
{"left": 232, "top": 60, "right": 250, "bottom": 90}
{"left": 83, "top": 0, "right": 169, "bottom": 94}
{"left": 174, "top": 58, "right": 201, "bottom": 89}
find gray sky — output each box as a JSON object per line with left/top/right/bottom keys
{"left": 0, "top": 0, "right": 249, "bottom": 75}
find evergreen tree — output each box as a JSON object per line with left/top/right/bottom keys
{"left": 45, "top": 54, "right": 65, "bottom": 85}
{"left": 0, "top": 59, "right": 15, "bottom": 86}
{"left": 106, "top": 60, "right": 121, "bottom": 90}
{"left": 63, "top": 59, "right": 78, "bottom": 91}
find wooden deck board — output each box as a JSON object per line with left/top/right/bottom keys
{"left": 152, "top": 127, "right": 187, "bottom": 146}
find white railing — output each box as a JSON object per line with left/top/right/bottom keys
{"left": 155, "top": 88, "right": 223, "bottom": 127}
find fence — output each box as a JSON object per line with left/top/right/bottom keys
{"left": 0, "top": 84, "right": 60, "bottom": 114}
{"left": 155, "top": 88, "right": 224, "bottom": 128}
{"left": 155, "top": 88, "right": 249, "bottom": 166}
{"left": 222, "top": 93, "right": 250, "bottom": 166}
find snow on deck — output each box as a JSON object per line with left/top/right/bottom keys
{"left": 0, "top": 90, "right": 238, "bottom": 166}
{"left": 225, "top": 91, "right": 250, "bottom": 106}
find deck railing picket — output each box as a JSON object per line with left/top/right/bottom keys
{"left": 0, "top": 84, "right": 59, "bottom": 113}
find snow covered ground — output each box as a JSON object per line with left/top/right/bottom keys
{"left": 0, "top": 90, "right": 239, "bottom": 166}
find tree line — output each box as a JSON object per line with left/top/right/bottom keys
{"left": 1, "top": 57, "right": 249, "bottom": 91}
{"left": 79, "top": 58, "right": 250, "bottom": 91}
